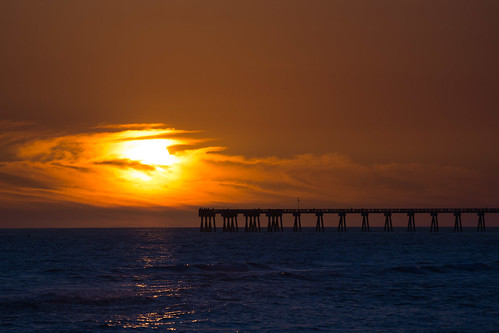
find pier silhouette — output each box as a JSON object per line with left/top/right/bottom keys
{"left": 199, "top": 208, "right": 498, "bottom": 232}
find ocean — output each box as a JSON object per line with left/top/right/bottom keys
{"left": 1, "top": 228, "right": 499, "bottom": 332}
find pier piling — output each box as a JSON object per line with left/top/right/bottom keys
{"left": 384, "top": 212, "right": 393, "bottom": 232}
{"left": 407, "top": 212, "right": 416, "bottom": 232}
{"left": 316, "top": 212, "right": 325, "bottom": 232}
{"left": 477, "top": 212, "right": 486, "bottom": 232}
{"left": 430, "top": 212, "right": 439, "bottom": 232}
{"left": 293, "top": 212, "right": 302, "bottom": 232}
{"left": 220, "top": 210, "right": 238, "bottom": 232}
{"left": 454, "top": 212, "right": 462, "bottom": 232}
{"left": 199, "top": 209, "right": 216, "bottom": 232}
{"left": 361, "top": 212, "right": 370, "bottom": 231}
{"left": 337, "top": 213, "right": 347, "bottom": 232}
{"left": 266, "top": 210, "right": 283, "bottom": 232}
{"left": 244, "top": 211, "right": 260, "bottom": 232}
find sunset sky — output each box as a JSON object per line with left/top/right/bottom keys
{"left": 1, "top": 0, "right": 499, "bottom": 227}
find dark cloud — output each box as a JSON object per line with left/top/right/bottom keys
{"left": 0, "top": 170, "right": 51, "bottom": 189}
{"left": 94, "top": 159, "right": 156, "bottom": 171}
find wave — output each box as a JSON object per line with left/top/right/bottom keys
{"left": 390, "top": 262, "right": 494, "bottom": 274}
{"left": 134, "top": 262, "right": 350, "bottom": 285}
{"left": 0, "top": 293, "right": 158, "bottom": 312}
{"left": 143, "top": 262, "right": 274, "bottom": 273}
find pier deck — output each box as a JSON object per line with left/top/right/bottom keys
{"left": 198, "top": 208, "right": 498, "bottom": 232}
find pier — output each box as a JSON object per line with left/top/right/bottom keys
{"left": 199, "top": 208, "right": 499, "bottom": 232}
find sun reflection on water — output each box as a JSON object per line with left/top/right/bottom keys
{"left": 104, "top": 277, "right": 194, "bottom": 330}
{"left": 102, "top": 236, "right": 199, "bottom": 330}
{"left": 105, "top": 308, "right": 196, "bottom": 330}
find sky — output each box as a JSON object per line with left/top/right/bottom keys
{"left": 1, "top": 0, "right": 499, "bottom": 227}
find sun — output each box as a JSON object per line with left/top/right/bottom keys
{"left": 112, "top": 139, "right": 181, "bottom": 184}
{"left": 119, "top": 139, "right": 178, "bottom": 166}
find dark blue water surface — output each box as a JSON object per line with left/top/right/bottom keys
{"left": 1, "top": 228, "right": 499, "bottom": 332}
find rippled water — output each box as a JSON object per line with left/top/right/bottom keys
{"left": 1, "top": 228, "right": 499, "bottom": 332}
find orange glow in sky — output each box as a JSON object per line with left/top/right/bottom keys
{"left": 0, "top": 122, "right": 497, "bottom": 220}
{"left": 0, "top": 124, "right": 204, "bottom": 207}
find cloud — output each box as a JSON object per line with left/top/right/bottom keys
{"left": 193, "top": 152, "right": 491, "bottom": 207}
{"left": 95, "top": 123, "right": 169, "bottom": 130}
{"left": 0, "top": 123, "right": 497, "bottom": 213}
{"left": 94, "top": 159, "right": 156, "bottom": 171}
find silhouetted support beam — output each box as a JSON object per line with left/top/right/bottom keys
{"left": 266, "top": 211, "right": 283, "bottom": 232}
{"left": 244, "top": 213, "right": 259, "bottom": 232}
{"left": 477, "top": 212, "right": 486, "bottom": 232}
{"left": 206, "top": 216, "right": 212, "bottom": 232}
{"left": 407, "top": 212, "right": 416, "bottom": 232}
{"left": 257, "top": 215, "right": 261, "bottom": 232}
{"left": 293, "top": 212, "right": 302, "bottom": 232}
{"left": 384, "top": 212, "right": 393, "bottom": 232}
{"left": 272, "top": 215, "right": 278, "bottom": 232}
{"left": 315, "top": 212, "right": 324, "bottom": 232}
{"left": 361, "top": 212, "right": 370, "bottom": 231}
{"left": 220, "top": 211, "right": 238, "bottom": 232}
{"left": 199, "top": 208, "right": 216, "bottom": 232}
{"left": 248, "top": 215, "right": 256, "bottom": 232}
{"left": 337, "top": 213, "right": 346, "bottom": 232}
{"left": 430, "top": 212, "right": 439, "bottom": 232}
{"left": 454, "top": 212, "right": 462, "bottom": 232}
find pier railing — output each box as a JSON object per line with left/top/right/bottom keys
{"left": 198, "top": 208, "right": 498, "bottom": 232}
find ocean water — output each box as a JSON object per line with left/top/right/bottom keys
{"left": 1, "top": 228, "right": 499, "bottom": 332}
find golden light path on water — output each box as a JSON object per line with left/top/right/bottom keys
{"left": 103, "top": 233, "right": 195, "bottom": 330}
